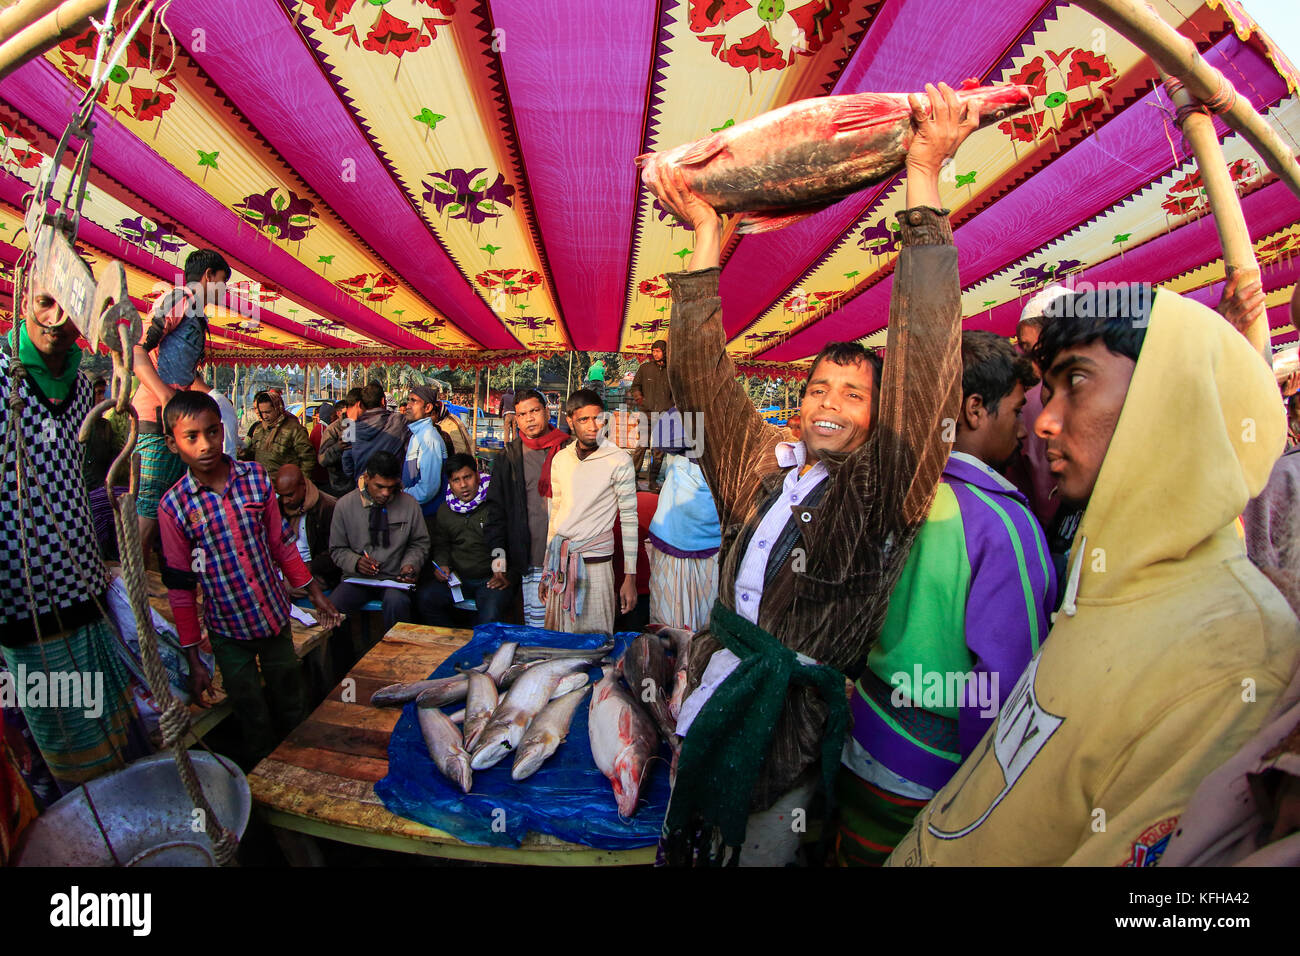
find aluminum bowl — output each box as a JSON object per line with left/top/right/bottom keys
{"left": 16, "top": 751, "right": 250, "bottom": 867}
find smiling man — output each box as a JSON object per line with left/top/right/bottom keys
{"left": 651, "top": 82, "right": 977, "bottom": 865}
{"left": 888, "top": 286, "right": 1300, "bottom": 867}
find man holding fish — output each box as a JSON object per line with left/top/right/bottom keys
{"left": 646, "top": 81, "right": 1003, "bottom": 865}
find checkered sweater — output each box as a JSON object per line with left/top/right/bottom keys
{"left": 0, "top": 352, "right": 107, "bottom": 641}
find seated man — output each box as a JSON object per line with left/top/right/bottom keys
{"left": 889, "top": 285, "right": 1300, "bottom": 867}
{"left": 837, "top": 330, "right": 1055, "bottom": 866}
{"left": 328, "top": 451, "right": 430, "bottom": 639}
{"left": 274, "top": 463, "right": 341, "bottom": 592}
{"left": 417, "top": 454, "right": 513, "bottom": 626}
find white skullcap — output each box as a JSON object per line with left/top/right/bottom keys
{"left": 1019, "top": 284, "right": 1074, "bottom": 324}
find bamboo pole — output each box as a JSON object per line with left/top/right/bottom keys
{"left": 0, "top": 0, "right": 65, "bottom": 39}
{"left": 1162, "top": 71, "right": 1269, "bottom": 359}
{"left": 1074, "top": 0, "right": 1300, "bottom": 202}
{"left": 471, "top": 367, "right": 481, "bottom": 458}
{"left": 0, "top": 0, "right": 111, "bottom": 81}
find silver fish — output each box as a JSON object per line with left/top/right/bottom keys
{"left": 621, "top": 634, "right": 678, "bottom": 751}
{"left": 372, "top": 674, "right": 465, "bottom": 708}
{"left": 513, "top": 641, "right": 615, "bottom": 664}
{"left": 510, "top": 685, "right": 591, "bottom": 781}
{"left": 471, "top": 658, "right": 593, "bottom": 770}
{"left": 588, "top": 665, "right": 658, "bottom": 818}
{"left": 414, "top": 674, "right": 471, "bottom": 709}
{"left": 417, "top": 706, "right": 473, "bottom": 793}
{"left": 463, "top": 670, "right": 499, "bottom": 752}
{"left": 652, "top": 626, "right": 694, "bottom": 721}
{"left": 485, "top": 641, "right": 518, "bottom": 685}
{"left": 638, "top": 83, "right": 1033, "bottom": 234}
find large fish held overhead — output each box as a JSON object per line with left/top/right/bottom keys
{"left": 637, "top": 81, "right": 1034, "bottom": 234}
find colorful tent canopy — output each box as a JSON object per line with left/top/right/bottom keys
{"left": 0, "top": 0, "right": 1297, "bottom": 368}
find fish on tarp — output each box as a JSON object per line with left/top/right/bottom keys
{"left": 471, "top": 657, "right": 597, "bottom": 770}
{"left": 414, "top": 674, "right": 472, "bottom": 709}
{"left": 648, "top": 625, "right": 694, "bottom": 721}
{"left": 462, "top": 670, "right": 499, "bottom": 751}
{"left": 510, "top": 685, "right": 592, "bottom": 781}
{"left": 418, "top": 705, "right": 473, "bottom": 793}
{"left": 588, "top": 665, "right": 659, "bottom": 818}
{"left": 636, "top": 81, "right": 1034, "bottom": 234}
{"left": 513, "top": 641, "right": 615, "bottom": 664}
{"left": 484, "top": 641, "right": 518, "bottom": 686}
{"left": 372, "top": 673, "right": 470, "bottom": 708}
{"left": 620, "top": 633, "right": 677, "bottom": 749}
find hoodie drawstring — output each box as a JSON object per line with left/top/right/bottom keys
{"left": 1054, "top": 534, "right": 1087, "bottom": 624}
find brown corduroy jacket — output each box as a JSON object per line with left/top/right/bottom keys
{"left": 665, "top": 206, "right": 962, "bottom": 809}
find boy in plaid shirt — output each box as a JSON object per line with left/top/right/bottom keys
{"left": 158, "top": 392, "right": 341, "bottom": 765}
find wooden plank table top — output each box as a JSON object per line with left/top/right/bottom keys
{"left": 246, "top": 622, "right": 656, "bottom": 866}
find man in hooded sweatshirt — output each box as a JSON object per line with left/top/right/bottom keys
{"left": 343, "top": 382, "right": 409, "bottom": 481}
{"left": 887, "top": 284, "right": 1300, "bottom": 867}
{"left": 539, "top": 388, "right": 639, "bottom": 635}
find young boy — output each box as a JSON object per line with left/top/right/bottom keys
{"left": 135, "top": 249, "right": 231, "bottom": 560}
{"left": 157, "top": 391, "right": 341, "bottom": 765}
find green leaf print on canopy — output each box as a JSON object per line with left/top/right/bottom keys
{"left": 234, "top": 187, "right": 321, "bottom": 242}
{"left": 420, "top": 167, "right": 515, "bottom": 225}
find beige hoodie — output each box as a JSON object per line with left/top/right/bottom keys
{"left": 887, "top": 289, "right": 1300, "bottom": 867}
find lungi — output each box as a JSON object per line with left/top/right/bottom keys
{"left": 646, "top": 540, "right": 718, "bottom": 633}
{"left": 0, "top": 616, "right": 145, "bottom": 789}
{"left": 544, "top": 559, "right": 616, "bottom": 635}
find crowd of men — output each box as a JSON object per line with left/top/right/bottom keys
{"left": 2, "top": 82, "right": 1298, "bottom": 868}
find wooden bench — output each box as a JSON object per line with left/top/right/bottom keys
{"left": 247, "top": 622, "right": 655, "bottom": 866}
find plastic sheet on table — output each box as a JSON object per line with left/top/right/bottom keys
{"left": 375, "top": 623, "right": 672, "bottom": 850}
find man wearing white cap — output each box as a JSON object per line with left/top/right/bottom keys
{"left": 1010, "top": 285, "right": 1073, "bottom": 533}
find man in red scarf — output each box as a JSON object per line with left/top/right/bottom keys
{"left": 486, "top": 388, "right": 571, "bottom": 626}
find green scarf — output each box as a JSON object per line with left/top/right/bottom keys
{"left": 7, "top": 323, "right": 82, "bottom": 403}
{"left": 661, "top": 601, "right": 849, "bottom": 866}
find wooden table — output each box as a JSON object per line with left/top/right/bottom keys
{"left": 247, "top": 622, "right": 656, "bottom": 866}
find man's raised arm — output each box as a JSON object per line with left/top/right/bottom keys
{"left": 873, "top": 83, "right": 977, "bottom": 525}
{"left": 658, "top": 170, "right": 782, "bottom": 526}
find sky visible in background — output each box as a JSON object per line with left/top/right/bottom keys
{"left": 1245, "top": 0, "right": 1300, "bottom": 63}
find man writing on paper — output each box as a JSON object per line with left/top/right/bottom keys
{"left": 328, "top": 451, "right": 429, "bottom": 641}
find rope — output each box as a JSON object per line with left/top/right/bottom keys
{"left": 112, "top": 471, "right": 239, "bottom": 866}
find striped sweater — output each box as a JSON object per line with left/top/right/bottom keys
{"left": 848, "top": 452, "right": 1057, "bottom": 793}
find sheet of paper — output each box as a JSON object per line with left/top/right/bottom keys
{"left": 288, "top": 604, "right": 317, "bottom": 627}
{"left": 448, "top": 571, "right": 463, "bottom": 604}
{"left": 342, "top": 576, "right": 416, "bottom": 591}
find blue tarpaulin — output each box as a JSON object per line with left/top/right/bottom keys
{"left": 374, "top": 624, "right": 672, "bottom": 850}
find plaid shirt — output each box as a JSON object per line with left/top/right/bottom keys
{"left": 158, "top": 457, "right": 311, "bottom": 647}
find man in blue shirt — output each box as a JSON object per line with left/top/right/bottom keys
{"left": 403, "top": 385, "right": 448, "bottom": 529}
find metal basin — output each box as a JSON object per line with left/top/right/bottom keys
{"left": 15, "top": 751, "right": 250, "bottom": 867}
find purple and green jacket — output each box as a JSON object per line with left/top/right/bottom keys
{"left": 849, "top": 452, "right": 1057, "bottom": 792}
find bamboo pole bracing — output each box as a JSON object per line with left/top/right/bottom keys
{"left": 1163, "top": 72, "right": 1270, "bottom": 359}
{"left": 0, "top": 0, "right": 111, "bottom": 81}
{"left": 471, "top": 367, "right": 481, "bottom": 458}
{"left": 0, "top": 0, "right": 65, "bottom": 38}
{"left": 1074, "top": 0, "right": 1300, "bottom": 202}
